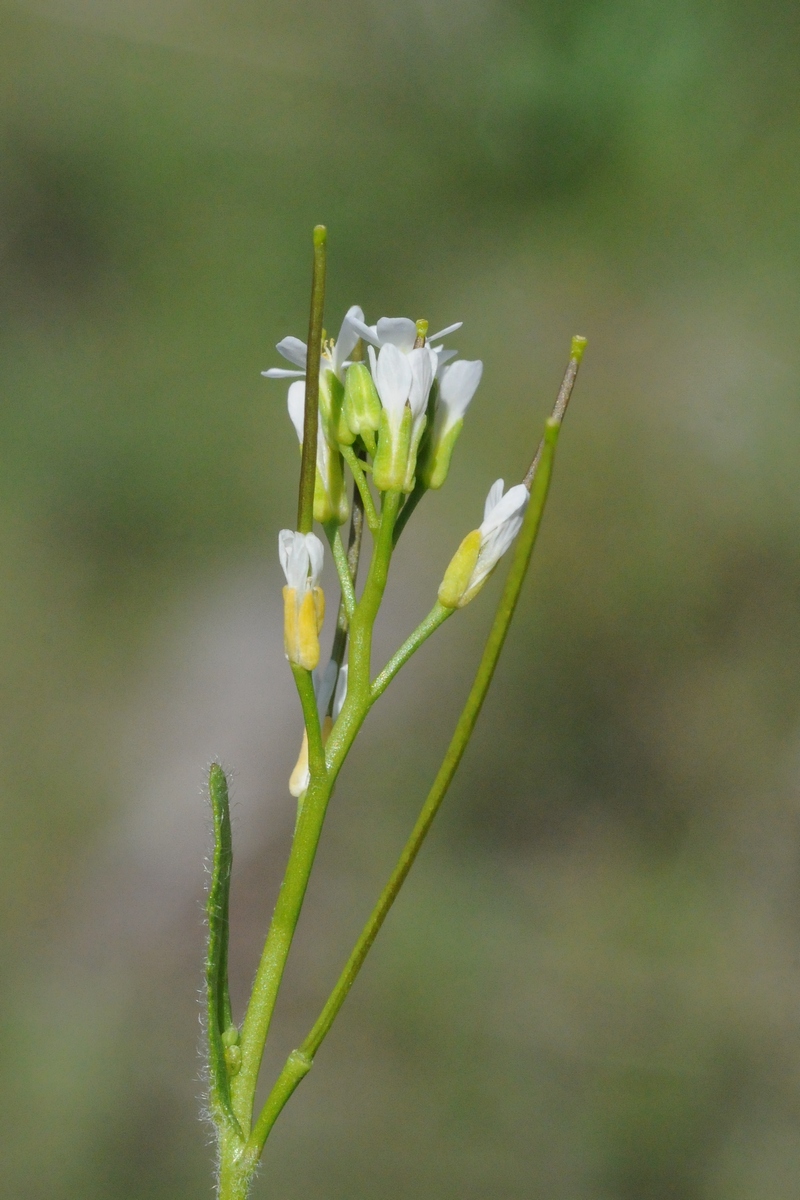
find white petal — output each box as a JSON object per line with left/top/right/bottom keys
{"left": 439, "top": 359, "right": 483, "bottom": 425}
{"left": 304, "top": 532, "right": 325, "bottom": 586}
{"left": 375, "top": 343, "right": 413, "bottom": 417}
{"left": 276, "top": 336, "right": 308, "bottom": 368}
{"left": 483, "top": 479, "right": 505, "bottom": 523}
{"left": 407, "top": 346, "right": 435, "bottom": 418}
{"left": 278, "top": 529, "right": 308, "bottom": 590}
{"left": 332, "top": 663, "right": 348, "bottom": 719}
{"left": 332, "top": 305, "right": 365, "bottom": 377}
{"left": 367, "top": 344, "right": 378, "bottom": 378}
{"left": 428, "top": 321, "right": 463, "bottom": 343}
{"left": 348, "top": 316, "right": 381, "bottom": 347}
{"left": 262, "top": 368, "right": 306, "bottom": 379}
{"left": 278, "top": 529, "right": 295, "bottom": 583}
{"left": 287, "top": 381, "right": 306, "bottom": 444}
{"left": 313, "top": 659, "right": 338, "bottom": 715}
{"left": 481, "top": 482, "right": 528, "bottom": 538}
{"left": 376, "top": 317, "right": 417, "bottom": 353}
{"left": 434, "top": 347, "right": 458, "bottom": 374}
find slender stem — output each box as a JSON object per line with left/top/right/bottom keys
{"left": 524, "top": 334, "right": 586, "bottom": 489}
{"left": 326, "top": 526, "right": 356, "bottom": 622}
{"left": 371, "top": 602, "right": 452, "bottom": 701}
{"left": 291, "top": 664, "right": 326, "bottom": 777}
{"left": 343, "top": 490, "right": 401, "bottom": 700}
{"left": 341, "top": 444, "right": 380, "bottom": 532}
{"left": 297, "top": 226, "right": 327, "bottom": 534}
{"left": 328, "top": 477, "right": 365, "bottom": 712}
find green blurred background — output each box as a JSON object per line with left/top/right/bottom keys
{"left": 2, "top": 1, "right": 800, "bottom": 1196}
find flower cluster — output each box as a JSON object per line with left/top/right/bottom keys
{"left": 263, "top": 309, "right": 482, "bottom": 519}
{"left": 266, "top": 308, "right": 532, "bottom": 796}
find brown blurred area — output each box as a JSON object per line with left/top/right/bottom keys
{"left": 2, "top": 1, "right": 800, "bottom": 1196}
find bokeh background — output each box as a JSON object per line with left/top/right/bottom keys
{"left": 2, "top": 1, "right": 800, "bottom": 1196}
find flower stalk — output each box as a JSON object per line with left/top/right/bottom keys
{"left": 208, "top": 228, "right": 586, "bottom": 1200}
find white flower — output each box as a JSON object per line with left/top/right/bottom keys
{"left": 262, "top": 306, "right": 365, "bottom": 383}
{"left": 278, "top": 529, "right": 324, "bottom": 592}
{"left": 437, "top": 359, "right": 483, "bottom": 436}
{"left": 419, "top": 358, "right": 483, "bottom": 490}
{"left": 474, "top": 479, "right": 529, "bottom": 586}
{"left": 437, "top": 479, "right": 529, "bottom": 608}
{"left": 289, "top": 662, "right": 348, "bottom": 797}
{"left": 371, "top": 342, "right": 437, "bottom": 492}
{"left": 374, "top": 343, "right": 436, "bottom": 429}
{"left": 286, "top": 380, "right": 349, "bottom": 525}
{"left": 350, "top": 315, "right": 461, "bottom": 370}
{"left": 279, "top": 529, "right": 326, "bottom": 669}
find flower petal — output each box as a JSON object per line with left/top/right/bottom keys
{"left": 262, "top": 368, "right": 306, "bottom": 379}
{"left": 376, "top": 317, "right": 417, "bottom": 353}
{"left": 287, "top": 380, "right": 306, "bottom": 444}
{"left": 332, "top": 663, "right": 348, "bottom": 719}
{"left": 332, "top": 306, "right": 365, "bottom": 376}
{"left": 428, "top": 321, "right": 463, "bottom": 343}
{"left": 483, "top": 479, "right": 505, "bottom": 523}
{"left": 304, "top": 532, "right": 325, "bottom": 586}
{"left": 439, "top": 359, "right": 483, "bottom": 425}
{"left": 407, "top": 346, "right": 435, "bottom": 418}
{"left": 347, "top": 316, "right": 381, "bottom": 347}
{"left": 276, "top": 336, "right": 308, "bottom": 368}
{"left": 375, "top": 343, "right": 413, "bottom": 417}
{"left": 313, "top": 658, "right": 338, "bottom": 716}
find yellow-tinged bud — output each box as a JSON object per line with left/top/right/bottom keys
{"left": 438, "top": 529, "right": 482, "bottom": 608}
{"left": 283, "top": 584, "right": 325, "bottom": 670}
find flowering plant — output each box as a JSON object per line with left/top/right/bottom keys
{"left": 205, "top": 227, "right": 586, "bottom": 1200}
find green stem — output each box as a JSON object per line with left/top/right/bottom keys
{"left": 297, "top": 226, "right": 327, "bottom": 535}
{"left": 325, "top": 526, "right": 357, "bottom": 622}
{"left": 341, "top": 444, "right": 380, "bottom": 532}
{"left": 229, "top": 495, "right": 401, "bottom": 1136}
{"left": 371, "top": 602, "right": 452, "bottom": 701}
{"left": 291, "top": 664, "right": 326, "bottom": 777}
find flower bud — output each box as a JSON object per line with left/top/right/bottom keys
{"left": 437, "top": 480, "right": 528, "bottom": 608}
{"left": 437, "top": 529, "right": 482, "bottom": 609}
{"left": 419, "top": 359, "right": 482, "bottom": 490}
{"left": 279, "top": 531, "right": 326, "bottom": 669}
{"left": 343, "top": 363, "right": 381, "bottom": 448}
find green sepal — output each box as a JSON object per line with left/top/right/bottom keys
{"left": 420, "top": 418, "right": 463, "bottom": 490}
{"left": 402, "top": 412, "right": 427, "bottom": 493}
{"left": 343, "top": 363, "right": 381, "bottom": 443}
{"left": 313, "top": 448, "right": 349, "bottom": 525}
{"left": 206, "top": 763, "right": 242, "bottom": 1136}
{"left": 373, "top": 404, "right": 413, "bottom": 492}
{"left": 323, "top": 369, "right": 355, "bottom": 447}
